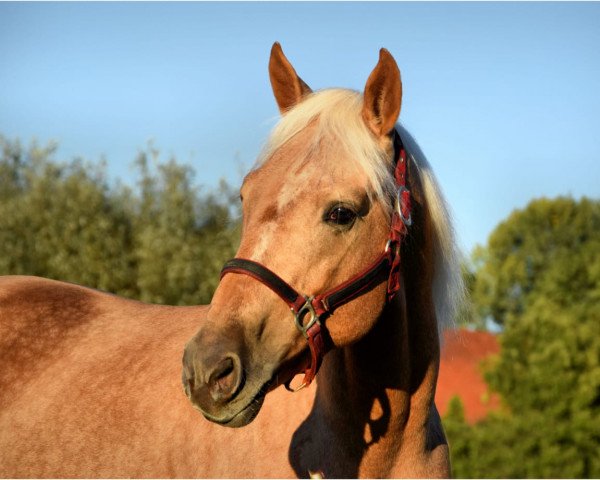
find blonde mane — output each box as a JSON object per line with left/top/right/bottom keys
{"left": 257, "top": 88, "right": 465, "bottom": 331}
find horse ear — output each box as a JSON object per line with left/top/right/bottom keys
{"left": 269, "top": 42, "right": 312, "bottom": 113}
{"left": 362, "top": 48, "right": 402, "bottom": 138}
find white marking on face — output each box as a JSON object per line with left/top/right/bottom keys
{"left": 275, "top": 156, "right": 324, "bottom": 212}
{"left": 249, "top": 220, "right": 277, "bottom": 262}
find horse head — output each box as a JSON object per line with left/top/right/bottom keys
{"left": 183, "top": 43, "right": 417, "bottom": 427}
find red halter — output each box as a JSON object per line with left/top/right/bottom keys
{"left": 220, "top": 130, "right": 412, "bottom": 391}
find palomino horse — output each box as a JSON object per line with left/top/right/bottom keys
{"left": 0, "top": 44, "right": 463, "bottom": 478}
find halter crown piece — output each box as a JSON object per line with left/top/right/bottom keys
{"left": 220, "top": 129, "right": 412, "bottom": 392}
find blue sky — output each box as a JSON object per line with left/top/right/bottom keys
{"left": 1, "top": 2, "right": 599, "bottom": 253}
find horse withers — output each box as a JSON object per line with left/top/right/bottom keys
{"left": 0, "top": 43, "right": 464, "bottom": 478}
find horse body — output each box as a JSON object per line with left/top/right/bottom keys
{"left": 0, "top": 276, "right": 313, "bottom": 477}
{"left": 0, "top": 277, "right": 447, "bottom": 478}
{"left": 0, "top": 44, "right": 463, "bottom": 478}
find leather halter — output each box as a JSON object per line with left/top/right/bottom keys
{"left": 220, "top": 129, "right": 412, "bottom": 391}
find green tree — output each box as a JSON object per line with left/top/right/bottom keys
{"left": 132, "top": 147, "right": 240, "bottom": 305}
{"left": 444, "top": 197, "right": 600, "bottom": 478}
{"left": 471, "top": 196, "right": 600, "bottom": 326}
{"left": 0, "top": 135, "right": 240, "bottom": 305}
{"left": 0, "top": 136, "right": 136, "bottom": 294}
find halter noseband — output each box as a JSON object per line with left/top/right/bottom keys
{"left": 220, "top": 129, "right": 412, "bottom": 391}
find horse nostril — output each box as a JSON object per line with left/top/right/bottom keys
{"left": 208, "top": 356, "right": 240, "bottom": 403}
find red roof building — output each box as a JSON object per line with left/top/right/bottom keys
{"left": 436, "top": 329, "right": 501, "bottom": 423}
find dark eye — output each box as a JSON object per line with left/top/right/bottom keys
{"left": 325, "top": 206, "right": 357, "bottom": 227}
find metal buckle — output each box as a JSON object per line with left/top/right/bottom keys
{"left": 292, "top": 295, "right": 320, "bottom": 338}
{"left": 395, "top": 186, "right": 412, "bottom": 227}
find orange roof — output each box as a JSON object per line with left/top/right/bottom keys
{"left": 436, "top": 329, "right": 501, "bottom": 423}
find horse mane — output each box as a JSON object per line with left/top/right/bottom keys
{"left": 256, "top": 88, "right": 465, "bottom": 331}
{"left": 397, "top": 124, "right": 466, "bottom": 332}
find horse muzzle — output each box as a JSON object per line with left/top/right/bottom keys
{"left": 181, "top": 326, "right": 254, "bottom": 424}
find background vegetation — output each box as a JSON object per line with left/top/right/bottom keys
{"left": 447, "top": 196, "right": 600, "bottom": 478}
{"left": 1, "top": 136, "right": 598, "bottom": 477}
{"left": 0, "top": 135, "right": 240, "bottom": 305}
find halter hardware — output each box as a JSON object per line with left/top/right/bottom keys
{"left": 396, "top": 186, "right": 412, "bottom": 227}
{"left": 220, "top": 129, "right": 412, "bottom": 391}
{"left": 293, "top": 296, "right": 321, "bottom": 339}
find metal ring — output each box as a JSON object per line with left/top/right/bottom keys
{"left": 293, "top": 296, "right": 319, "bottom": 338}
{"left": 395, "top": 187, "right": 412, "bottom": 227}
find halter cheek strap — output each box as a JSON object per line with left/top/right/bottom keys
{"left": 220, "top": 129, "right": 411, "bottom": 391}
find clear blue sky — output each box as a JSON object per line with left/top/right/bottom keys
{"left": 1, "top": 2, "right": 599, "bottom": 253}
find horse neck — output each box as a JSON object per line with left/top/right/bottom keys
{"left": 312, "top": 198, "right": 442, "bottom": 475}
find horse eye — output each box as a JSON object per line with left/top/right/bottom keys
{"left": 325, "top": 206, "right": 357, "bottom": 226}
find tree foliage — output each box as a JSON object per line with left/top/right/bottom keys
{"left": 444, "top": 197, "right": 600, "bottom": 478}
{"left": 0, "top": 135, "right": 240, "bottom": 305}
{"left": 471, "top": 196, "right": 600, "bottom": 326}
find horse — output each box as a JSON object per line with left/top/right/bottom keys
{"left": 0, "top": 43, "right": 464, "bottom": 478}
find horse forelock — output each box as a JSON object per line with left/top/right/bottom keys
{"left": 256, "top": 89, "right": 396, "bottom": 217}
{"left": 254, "top": 88, "right": 465, "bottom": 332}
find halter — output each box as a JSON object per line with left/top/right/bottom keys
{"left": 220, "top": 129, "right": 412, "bottom": 391}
